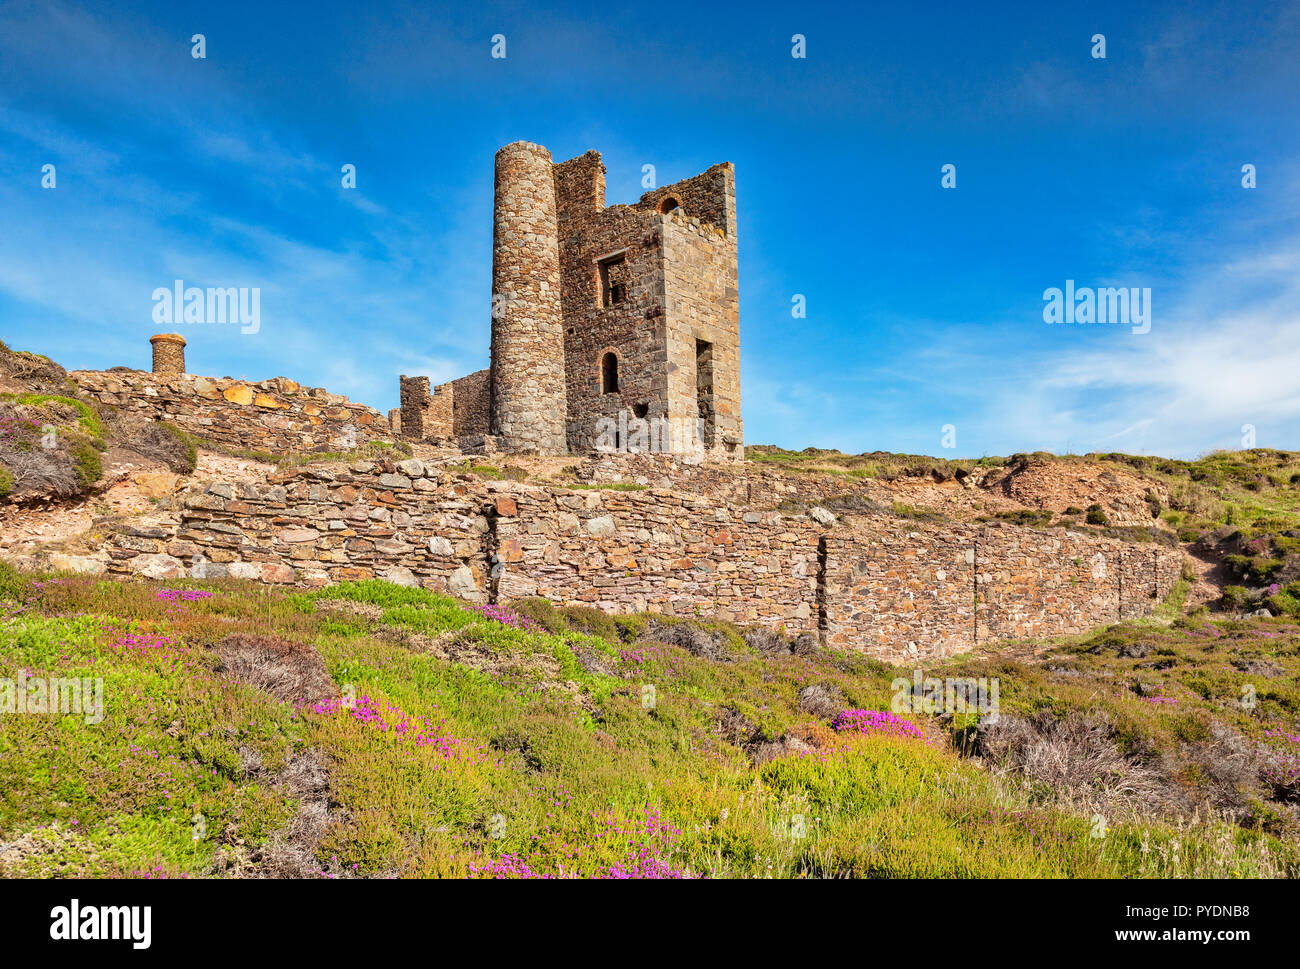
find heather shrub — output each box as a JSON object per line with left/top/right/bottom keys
{"left": 506, "top": 597, "right": 569, "bottom": 634}
{"left": 557, "top": 604, "right": 620, "bottom": 641}
{"left": 118, "top": 419, "right": 198, "bottom": 474}
{"left": 68, "top": 433, "right": 102, "bottom": 489}
{"left": 0, "top": 399, "right": 105, "bottom": 498}
{"left": 1221, "top": 585, "right": 1250, "bottom": 609}
{"left": 798, "top": 683, "right": 844, "bottom": 718}
{"left": 215, "top": 632, "right": 336, "bottom": 706}
{"left": 1263, "top": 590, "right": 1300, "bottom": 618}
{"left": 639, "top": 616, "right": 746, "bottom": 661}
{"left": 976, "top": 710, "right": 1165, "bottom": 813}
{"left": 832, "top": 708, "right": 929, "bottom": 742}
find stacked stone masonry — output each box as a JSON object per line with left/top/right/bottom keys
{"left": 103, "top": 458, "right": 1184, "bottom": 663}
{"left": 70, "top": 369, "right": 390, "bottom": 454}
{"left": 489, "top": 142, "right": 569, "bottom": 454}
{"left": 822, "top": 516, "right": 1185, "bottom": 662}
{"left": 403, "top": 142, "right": 743, "bottom": 462}
{"left": 149, "top": 333, "right": 187, "bottom": 375}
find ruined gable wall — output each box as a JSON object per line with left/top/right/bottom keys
{"left": 398, "top": 376, "right": 429, "bottom": 440}
{"left": 399, "top": 375, "right": 454, "bottom": 442}
{"left": 450, "top": 369, "right": 491, "bottom": 437}
{"left": 634, "top": 164, "right": 736, "bottom": 234}
{"left": 554, "top": 151, "right": 605, "bottom": 222}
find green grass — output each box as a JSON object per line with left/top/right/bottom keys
{"left": 747, "top": 445, "right": 978, "bottom": 482}
{"left": 1098, "top": 449, "right": 1300, "bottom": 538}
{"left": 160, "top": 422, "right": 200, "bottom": 472}
{"left": 0, "top": 611, "right": 300, "bottom": 876}
{"left": 0, "top": 393, "right": 106, "bottom": 449}
{"left": 749, "top": 445, "right": 1300, "bottom": 539}
{"left": 2, "top": 570, "right": 1297, "bottom": 878}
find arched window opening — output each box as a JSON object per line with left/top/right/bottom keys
{"left": 601, "top": 352, "right": 619, "bottom": 394}
{"left": 658, "top": 196, "right": 680, "bottom": 214}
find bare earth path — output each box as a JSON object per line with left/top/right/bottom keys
{"left": 1185, "top": 544, "right": 1229, "bottom": 609}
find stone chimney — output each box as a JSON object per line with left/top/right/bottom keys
{"left": 150, "top": 333, "right": 186, "bottom": 374}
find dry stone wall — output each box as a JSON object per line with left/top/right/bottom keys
{"left": 494, "top": 486, "right": 820, "bottom": 627}
{"left": 110, "top": 458, "right": 492, "bottom": 598}
{"left": 71, "top": 369, "right": 390, "bottom": 453}
{"left": 822, "top": 516, "right": 1184, "bottom": 662}
{"left": 101, "top": 456, "right": 1185, "bottom": 662}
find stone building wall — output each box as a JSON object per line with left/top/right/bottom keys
{"left": 450, "top": 368, "right": 491, "bottom": 437}
{"left": 102, "top": 458, "right": 1185, "bottom": 661}
{"left": 550, "top": 157, "right": 743, "bottom": 460}
{"left": 661, "top": 203, "right": 742, "bottom": 461}
{"left": 556, "top": 198, "right": 665, "bottom": 454}
{"left": 553, "top": 148, "right": 665, "bottom": 455}
{"left": 634, "top": 164, "right": 736, "bottom": 234}
{"left": 70, "top": 369, "right": 389, "bottom": 453}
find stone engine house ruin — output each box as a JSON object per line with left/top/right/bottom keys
{"left": 398, "top": 142, "right": 743, "bottom": 462}
{"left": 16, "top": 142, "right": 1188, "bottom": 664}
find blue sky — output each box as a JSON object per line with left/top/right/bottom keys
{"left": 1, "top": 0, "right": 1297, "bottom": 459}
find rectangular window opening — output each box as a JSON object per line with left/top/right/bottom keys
{"left": 696, "top": 338, "right": 716, "bottom": 450}
{"left": 599, "top": 254, "right": 628, "bottom": 308}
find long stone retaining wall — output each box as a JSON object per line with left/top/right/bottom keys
{"left": 100, "top": 455, "right": 1185, "bottom": 661}
{"left": 822, "top": 516, "right": 1184, "bottom": 661}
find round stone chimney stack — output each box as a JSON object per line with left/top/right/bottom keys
{"left": 150, "top": 333, "right": 186, "bottom": 375}
{"left": 489, "top": 141, "right": 568, "bottom": 454}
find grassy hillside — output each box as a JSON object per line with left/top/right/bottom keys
{"left": 2, "top": 566, "right": 1297, "bottom": 878}
{"left": 749, "top": 445, "right": 1300, "bottom": 529}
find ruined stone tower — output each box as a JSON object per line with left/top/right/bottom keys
{"left": 489, "top": 142, "right": 568, "bottom": 454}
{"left": 401, "top": 142, "right": 743, "bottom": 462}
